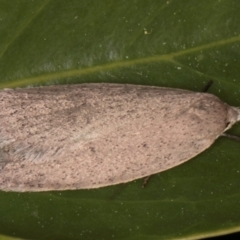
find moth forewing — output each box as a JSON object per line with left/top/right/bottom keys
{"left": 0, "top": 84, "right": 239, "bottom": 192}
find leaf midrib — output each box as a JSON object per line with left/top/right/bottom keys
{"left": 1, "top": 34, "right": 240, "bottom": 89}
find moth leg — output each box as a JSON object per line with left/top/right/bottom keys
{"left": 202, "top": 80, "right": 213, "bottom": 92}
{"left": 142, "top": 175, "right": 151, "bottom": 188}
{"left": 221, "top": 133, "right": 240, "bottom": 142}
{"left": 107, "top": 183, "right": 128, "bottom": 200}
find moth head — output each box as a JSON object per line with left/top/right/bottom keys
{"left": 225, "top": 106, "right": 240, "bottom": 131}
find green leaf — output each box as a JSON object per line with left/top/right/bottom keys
{"left": 1, "top": 0, "right": 240, "bottom": 239}
{"left": 0, "top": 235, "right": 23, "bottom": 240}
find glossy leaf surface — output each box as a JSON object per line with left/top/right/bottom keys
{"left": 0, "top": 1, "right": 240, "bottom": 239}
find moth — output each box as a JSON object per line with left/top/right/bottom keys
{"left": 0, "top": 83, "right": 239, "bottom": 192}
